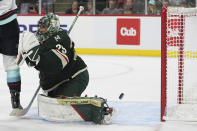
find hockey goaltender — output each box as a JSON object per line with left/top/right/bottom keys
{"left": 14, "top": 13, "right": 115, "bottom": 124}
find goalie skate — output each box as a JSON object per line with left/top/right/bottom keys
{"left": 102, "top": 107, "right": 118, "bottom": 124}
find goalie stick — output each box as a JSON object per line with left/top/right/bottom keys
{"left": 9, "top": 6, "right": 85, "bottom": 117}
{"left": 68, "top": 6, "right": 84, "bottom": 34}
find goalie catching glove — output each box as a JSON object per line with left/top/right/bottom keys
{"left": 16, "top": 32, "right": 40, "bottom": 67}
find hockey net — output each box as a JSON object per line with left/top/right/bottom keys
{"left": 161, "top": 7, "right": 197, "bottom": 121}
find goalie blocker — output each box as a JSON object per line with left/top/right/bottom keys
{"left": 37, "top": 94, "right": 114, "bottom": 124}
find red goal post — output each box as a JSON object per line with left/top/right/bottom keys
{"left": 161, "top": 7, "right": 197, "bottom": 121}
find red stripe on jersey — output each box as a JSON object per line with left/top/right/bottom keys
{"left": 0, "top": 9, "right": 17, "bottom": 20}
{"left": 55, "top": 49, "right": 69, "bottom": 63}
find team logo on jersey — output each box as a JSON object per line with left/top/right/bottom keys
{"left": 117, "top": 19, "right": 140, "bottom": 45}
{"left": 54, "top": 35, "right": 61, "bottom": 41}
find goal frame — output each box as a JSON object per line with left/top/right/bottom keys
{"left": 161, "top": 7, "right": 167, "bottom": 122}
{"left": 161, "top": 7, "right": 185, "bottom": 121}
{"left": 161, "top": 6, "right": 197, "bottom": 121}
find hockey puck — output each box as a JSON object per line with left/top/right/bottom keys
{"left": 119, "top": 93, "right": 124, "bottom": 100}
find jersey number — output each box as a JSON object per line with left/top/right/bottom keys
{"left": 56, "top": 44, "right": 67, "bottom": 54}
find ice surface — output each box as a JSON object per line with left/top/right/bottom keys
{"left": 0, "top": 55, "right": 197, "bottom": 131}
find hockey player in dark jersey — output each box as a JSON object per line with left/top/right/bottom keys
{"left": 16, "top": 13, "right": 89, "bottom": 98}
{"left": 16, "top": 14, "right": 117, "bottom": 124}
{"left": 0, "top": 0, "right": 22, "bottom": 109}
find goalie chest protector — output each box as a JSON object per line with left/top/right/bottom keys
{"left": 37, "top": 94, "right": 108, "bottom": 124}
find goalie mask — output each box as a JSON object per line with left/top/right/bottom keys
{"left": 36, "top": 13, "right": 60, "bottom": 42}
{"left": 16, "top": 32, "right": 40, "bottom": 67}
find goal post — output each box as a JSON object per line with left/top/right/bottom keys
{"left": 161, "top": 7, "right": 167, "bottom": 122}
{"left": 161, "top": 7, "right": 197, "bottom": 121}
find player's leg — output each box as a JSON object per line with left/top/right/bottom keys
{"left": 48, "top": 70, "right": 89, "bottom": 97}
{"left": 1, "top": 19, "right": 22, "bottom": 109}
{"left": 0, "top": 19, "right": 19, "bottom": 56}
{"left": 3, "top": 55, "right": 22, "bottom": 109}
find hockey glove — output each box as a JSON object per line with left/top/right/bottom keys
{"left": 16, "top": 31, "right": 40, "bottom": 66}
{"left": 17, "top": 46, "right": 40, "bottom": 67}
{"left": 25, "top": 46, "right": 40, "bottom": 67}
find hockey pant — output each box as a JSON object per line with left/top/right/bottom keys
{"left": 47, "top": 70, "right": 89, "bottom": 97}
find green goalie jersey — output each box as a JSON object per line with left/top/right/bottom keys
{"left": 34, "top": 29, "right": 87, "bottom": 91}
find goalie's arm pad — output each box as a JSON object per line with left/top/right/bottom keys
{"left": 37, "top": 49, "right": 69, "bottom": 75}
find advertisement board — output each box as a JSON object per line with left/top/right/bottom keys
{"left": 117, "top": 18, "right": 140, "bottom": 45}
{"left": 17, "top": 15, "right": 161, "bottom": 56}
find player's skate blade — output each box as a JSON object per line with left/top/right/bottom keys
{"left": 9, "top": 108, "right": 27, "bottom": 116}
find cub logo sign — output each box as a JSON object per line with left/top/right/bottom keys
{"left": 117, "top": 19, "right": 140, "bottom": 45}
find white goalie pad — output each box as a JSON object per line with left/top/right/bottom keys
{"left": 37, "top": 94, "right": 84, "bottom": 122}
{"left": 19, "top": 31, "right": 40, "bottom": 53}
{"left": 37, "top": 94, "right": 116, "bottom": 124}
{"left": 37, "top": 94, "right": 115, "bottom": 124}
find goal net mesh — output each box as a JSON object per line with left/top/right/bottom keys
{"left": 161, "top": 7, "right": 197, "bottom": 121}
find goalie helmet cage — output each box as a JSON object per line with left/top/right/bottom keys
{"left": 161, "top": 7, "right": 197, "bottom": 122}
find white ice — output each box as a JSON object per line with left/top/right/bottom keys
{"left": 0, "top": 55, "right": 197, "bottom": 131}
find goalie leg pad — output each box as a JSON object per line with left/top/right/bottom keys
{"left": 37, "top": 94, "right": 113, "bottom": 124}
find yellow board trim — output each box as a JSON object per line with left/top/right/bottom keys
{"left": 75, "top": 48, "right": 161, "bottom": 57}
{"left": 76, "top": 48, "right": 197, "bottom": 58}
{"left": 57, "top": 98, "right": 102, "bottom": 107}
{"left": 167, "top": 51, "right": 197, "bottom": 58}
